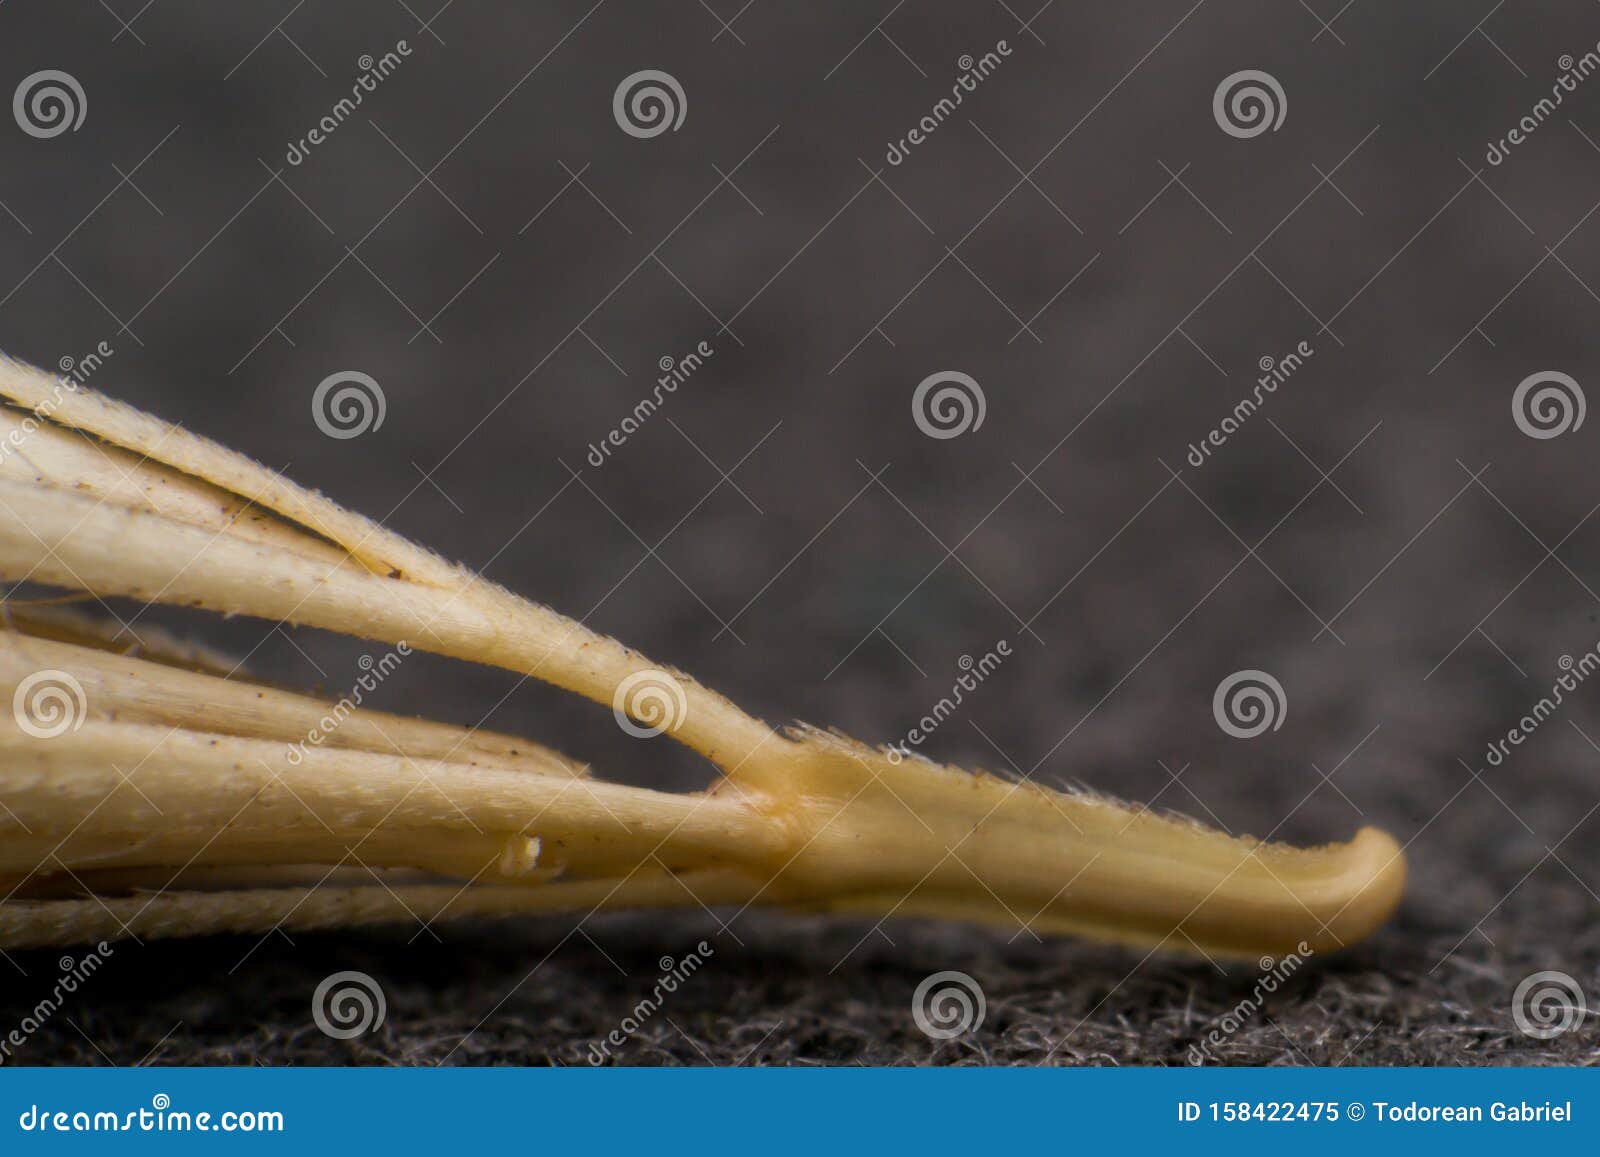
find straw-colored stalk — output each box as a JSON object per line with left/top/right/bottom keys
{"left": 0, "top": 355, "right": 1404, "bottom": 956}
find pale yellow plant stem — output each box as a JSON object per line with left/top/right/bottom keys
{"left": 0, "top": 355, "right": 1407, "bottom": 956}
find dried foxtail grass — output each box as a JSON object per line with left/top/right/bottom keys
{"left": 0, "top": 355, "right": 1404, "bottom": 955}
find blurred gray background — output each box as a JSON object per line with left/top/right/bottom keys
{"left": 2, "top": 0, "right": 1600, "bottom": 1064}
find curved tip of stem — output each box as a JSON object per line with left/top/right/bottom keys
{"left": 1298, "top": 824, "right": 1406, "bottom": 953}
{"left": 751, "top": 733, "right": 1409, "bottom": 957}
{"left": 1130, "top": 822, "right": 1407, "bottom": 959}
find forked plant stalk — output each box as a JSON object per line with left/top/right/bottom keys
{"left": 0, "top": 355, "right": 1405, "bottom": 955}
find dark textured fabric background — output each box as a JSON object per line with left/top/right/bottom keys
{"left": 2, "top": 1, "right": 1600, "bottom": 1065}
